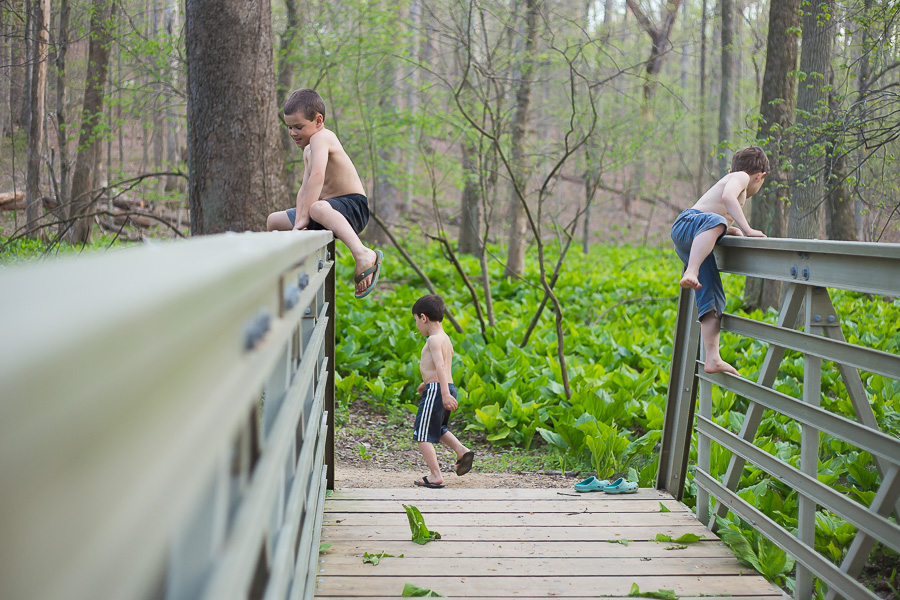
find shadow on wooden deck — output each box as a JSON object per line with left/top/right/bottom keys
{"left": 314, "top": 487, "right": 788, "bottom": 598}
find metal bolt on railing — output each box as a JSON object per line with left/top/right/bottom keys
{"left": 244, "top": 309, "right": 271, "bottom": 351}
{"left": 790, "top": 265, "right": 798, "bottom": 278}
{"left": 318, "top": 258, "right": 324, "bottom": 271}
{"left": 813, "top": 314, "right": 822, "bottom": 323}
{"left": 305, "top": 307, "right": 312, "bottom": 315}
{"left": 284, "top": 285, "right": 300, "bottom": 311}
{"left": 298, "top": 273, "right": 309, "bottom": 290}
{"left": 802, "top": 267, "right": 810, "bottom": 280}
{"left": 326, "top": 250, "right": 332, "bottom": 261}
{"left": 827, "top": 315, "right": 836, "bottom": 323}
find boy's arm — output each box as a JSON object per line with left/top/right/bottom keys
{"left": 293, "top": 136, "right": 329, "bottom": 230}
{"left": 427, "top": 339, "right": 457, "bottom": 411}
{"left": 722, "top": 174, "right": 766, "bottom": 237}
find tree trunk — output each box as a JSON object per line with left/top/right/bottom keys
{"left": 457, "top": 140, "right": 482, "bottom": 257}
{"left": 788, "top": 0, "right": 835, "bottom": 240}
{"left": 0, "top": 8, "right": 9, "bottom": 138}
{"left": 744, "top": 0, "right": 800, "bottom": 310}
{"left": 20, "top": 0, "right": 32, "bottom": 132}
{"left": 186, "top": 0, "right": 287, "bottom": 234}
{"left": 503, "top": 0, "right": 539, "bottom": 279}
{"left": 54, "top": 0, "right": 71, "bottom": 215}
{"left": 697, "top": 0, "right": 709, "bottom": 197}
{"left": 825, "top": 91, "right": 857, "bottom": 241}
{"left": 150, "top": 3, "right": 164, "bottom": 190}
{"left": 163, "top": 1, "right": 182, "bottom": 193}
{"left": 717, "top": 0, "right": 734, "bottom": 174}
{"left": 69, "top": 0, "right": 115, "bottom": 243}
{"left": 275, "top": 0, "right": 300, "bottom": 187}
{"left": 7, "top": 1, "right": 27, "bottom": 137}
{"left": 624, "top": 0, "right": 683, "bottom": 214}
{"left": 25, "top": 0, "right": 48, "bottom": 237}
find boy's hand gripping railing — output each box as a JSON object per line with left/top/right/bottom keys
{"left": 0, "top": 231, "right": 337, "bottom": 600}
{"left": 657, "top": 237, "right": 900, "bottom": 600}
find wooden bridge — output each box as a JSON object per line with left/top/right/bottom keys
{"left": 1, "top": 233, "right": 897, "bottom": 600}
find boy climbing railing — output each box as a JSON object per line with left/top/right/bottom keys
{"left": 659, "top": 237, "right": 900, "bottom": 600}
{"left": 0, "top": 232, "right": 336, "bottom": 600}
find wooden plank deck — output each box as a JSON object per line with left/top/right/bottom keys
{"left": 314, "top": 487, "right": 788, "bottom": 598}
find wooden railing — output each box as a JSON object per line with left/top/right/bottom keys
{"left": 658, "top": 237, "right": 900, "bottom": 600}
{"left": 0, "top": 231, "right": 336, "bottom": 600}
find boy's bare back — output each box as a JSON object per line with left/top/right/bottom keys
{"left": 691, "top": 171, "right": 766, "bottom": 237}
{"left": 419, "top": 333, "right": 453, "bottom": 385}
{"left": 303, "top": 127, "right": 366, "bottom": 200}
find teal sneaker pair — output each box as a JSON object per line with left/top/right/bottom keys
{"left": 573, "top": 475, "right": 639, "bottom": 494}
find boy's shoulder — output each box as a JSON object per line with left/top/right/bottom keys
{"left": 425, "top": 330, "right": 452, "bottom": 347}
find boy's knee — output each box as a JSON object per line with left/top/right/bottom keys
{"left": 308, "top": 200, "right": 329, "bottom": 220}
{"left": 266, "top": 212, "right": 277, "bottom": 231}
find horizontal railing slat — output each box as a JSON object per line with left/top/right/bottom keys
{"left": 697, "top": 416, "right": 900, "bottom": 550}
{"left": 697, "top": 365, "right": 900, "bottom": 462}
{"left": 694, "top": 471, "right": 879, "bottom": 600}
{"left": 723, "top": 314, "right": 900, "bottom": 380}
{"left": 200, "top": 308, "right": 329, "bottom": 600}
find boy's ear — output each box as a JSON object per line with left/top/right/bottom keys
{"left": 315, "top": 113, "right": 324, "bottom": 127}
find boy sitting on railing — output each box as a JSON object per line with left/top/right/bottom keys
{"left": 267, "top": 88, "right": 383, "bottom": 299}
{"left": 670, "top": 146, "right": 769, "bottom": 375}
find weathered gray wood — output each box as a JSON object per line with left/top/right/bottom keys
{"left": 0, "top": 231, "right": 336, "bottom": 600}
{"left": 315, "top": 575, "right": 783, "bottom": 597}
{"left": 325, "top": 499, "right": 687, "bottom": 513}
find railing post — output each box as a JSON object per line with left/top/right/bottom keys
{"left": 796, "top": 285, "right": 823, "bottom": 600}
{"left": 324, "top": 240, "right": 336, "bottom": 490}
{"left": 658, "top": 287, "right": 700, "bottom": 499}
{"left": 696, "top": 343, "right": 712, "bottom": 526}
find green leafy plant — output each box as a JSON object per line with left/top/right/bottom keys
{"left": 627, "top": 583, "right": 678, "bottom": 599}
{"left": 401, "top": 583, "right": 444, "bottom": 597}
{"left": 402, "top": 504, "right": 441, "bottom": 545}
{"left": 363, "top": 551, "right": 402, "bottom": 565}
{"left": 654, "top": 533, "right": 704, "bottom": 543}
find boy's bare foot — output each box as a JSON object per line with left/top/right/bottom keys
{"left": 354, "top": 248, "right": 382, "bottom": 298}
{"left": 704, "top": 357, "right": 740, "bottom": 376}
{"left": 680, "top": 272, "right": 702, "bottom": 289}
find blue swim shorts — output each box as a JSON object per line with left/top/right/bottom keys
{"left": 286, "top": 193, "right": 369, "bottom": 235}
{"left": 670, "top": 208, "right": 728, "bottom": 319}
{"left": 413, "top": 383, "right": 457, "bottom": 443}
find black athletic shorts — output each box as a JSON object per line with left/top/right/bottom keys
{"left": 286, "top": 193, "right": 369, "bottom": 235}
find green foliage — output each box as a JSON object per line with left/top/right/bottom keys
{"left": 335, "top": 241, "right": 899, "bottom": 590}
{"left": 401, "top": 583, "right": 444, "bottom": 597}
{"left": 402, "top": 504, "right": 441, "bottom": 545}
{"left": 363, "top": 551, "right": 402, "bottom": 565}
{"left": 627, "top": 583, "right": 678, "bottom": 599}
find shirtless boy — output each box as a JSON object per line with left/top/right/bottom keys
{"left": 411, "top": 295, "right": 474, "bottom": 488}
{"left": 670, "top": 146, "right": 769, "bottom": 375}
{"left": 267, "top": 88, "right": 382, "bottom": 299}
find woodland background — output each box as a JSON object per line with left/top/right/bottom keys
{"left": 3, "top": 2, "right": 900, "bottom": 596}
{"left": 1, "top": 0, "right": 899, "bottom": 276}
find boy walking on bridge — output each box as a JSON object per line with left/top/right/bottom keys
{"left": 267, "top": 88, "right": 383, "bottom": 299}
{"left": 411, "top": 295, "right": 474, "bottom": 488}
{"left": 670, "top": 146, "right": 769, "bottom": 375}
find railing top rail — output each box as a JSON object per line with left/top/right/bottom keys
{"left": 715, "top": 237, "right": 900, "bottom": 297}
{"left": 0, "top": 231, "right": 332, "bottom": 390}
{"left": 718, "top": 236, "right": 900, "bottom": 258}
{"left": 0, "top": 230, "right": 335, "bottom": 600}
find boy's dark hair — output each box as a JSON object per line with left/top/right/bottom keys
{"left": 731, "top": 146, "right": 769, "bottom": 175}
{"left": 412, "top": 295, "right": 445, "bottom": 322}
{"left": 283, "top": 88, "right": 326, "bottom": 121}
